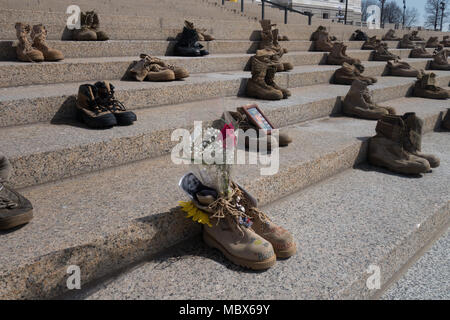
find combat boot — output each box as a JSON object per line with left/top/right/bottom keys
{"left": 265, "top": 64, "right": 290, "bottom": 98}
{"left": 31, "top": 24, "right": 64, "bottom": 61}
{"left": 271, "top": 29, "right": 293, "bottom": 71}
{"left": 94, "top": 81, "right": 137, "bottom": 126}
{"left": 14, "top": 23, "right": 44, "bottom": 62}
{"left": 410, "top": 45, "right": 433, "bottom": 58}
{"left": 246, "top": 54, "right": 283, "bottom": 100}
{"left": 430, "top": 48, "right": 450, "bottom": 71}
{"left": 175, "top": 21, "right": 209, "bottom": 56}
{"left": 409, "top": 31, "right": 424, "bottom": 41}
{"left": 0, "top": 183, "right": 34, "bottom": 230}
{"left": 351, "top": 29, "right": 368, "bottom": 41}
{"left": 413, "top": 72, "right": 449, "bottom": 99}
{"left": 179, "top": 173, "right": 276, "bottom": 270}
{"left": 402, "top": 113, "right": 440, "bottom": 168}
{"left": 334, "top": 62, "right": 376, "bottom": 85}
{"left": 327, "top": 42, "right": 361, "bottom": 65}
{"left": 387, "top": 60, "right": 419, "bottom": 77}
{"left": 441, "top": 36, "right": 450, "bottom": 47}
{"left": 361, "top": 36, "right": 380, "bottom": 50}
{"left": 372, "top": 43, "right": 399, "bottom": 61}
{"left": 76, "top": 84, "right": 117, "bottom": 129}
{"left": 311, "top": 26, "right": 336, "bottom": 41}
{"left": 90, "top": 11, "right": 109, "bottom": 41}
{"left": 399, "top": 34, "right": 415, "bottom": 49}
{"left": 342, "top": 79, "right": 396, "bottom": 120}
{"left": 425, "top": 37, "right": 439, "bottom": 48}
{"left": 368, "top": 115, "right": 431, "bottom": 175}
{"left": 73, "top": 11, "right": 98, "bottom": 41}
{"left": 383, "top": 29, "right": 401, "bottom": 41}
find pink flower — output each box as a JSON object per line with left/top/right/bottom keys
{"left": 220, "top": 123, "right": 236, "bottom": 149}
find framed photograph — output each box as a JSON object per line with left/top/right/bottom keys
{"left": 241, "top": 104, "right": 275, "bottom": 134}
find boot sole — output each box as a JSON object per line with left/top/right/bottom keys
{"left": 203, "top": 232, "right": 276, "bottom": 270}
{"left": 0, "top": 209, "right": 33, "bottom": 230}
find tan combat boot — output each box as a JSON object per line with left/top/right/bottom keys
{"left": 14, "top": 23, "right": 44, "bottom": 62}
{"left": 409, "top": 31, "right": 424, "bottom": 41}
{"left": 334, "top": 62, "right": 376, "bottom": 85}
{"left": 76, "top": 84, "right": 117, "bottom": 128}
{"left": 342, "top": 79, "right": 396, "bottom": 120}
{"left": 425, "top": 37, "right": 439, "bottom": 48}
{"left": 246, "top": 53, "right": 284, "bottom": 100}
{"left": 327, "top": 42, "right": 361, "bottom": 65}
{"left": 372, "top": 42, "right": 399, "bottom": 61}
{"left": 441, "top": 36, "right": 450, "bottom": 47}
{"left": 387, "top": 59, "right": 419, "bottom": 77}
{"left": 265, "top": 64, "right": 290, "bottom": 99}
{"left": 271, "top": 29, "right": 292, "bottom": 72}
{"left": 382, "top": 29, "right": 401, "bottom": 41}
{"left": 399, "top": 34, "right": 416, "bottom": 49}
{"left": 402, "top": 113, "right": 440, "bottom": 168}
{"left": 413, "top": 72, "right": 449, "bottom": 100}
{"left": 410, "top": 45, "right": 433, "bottom": 58}
{"left": 430, "top": 48, "right": 450, "bottom": 71}
{"left": 74, "top": 11, "right": 108, "bottom": 41}
{"left": 90, "top": 11, "right": 109, "bottom": 41}
{"left": 180, "top": 174, "right": 276, "bottom": 270}
{"left": 361, "top": 36, "right": 380, "bottom": 50}
{"left": 185, "top": 20, "right": 214, "bottom": 41}
{"left": 368, "top": 115, "right": 431, "bottom": 175}
{"left": 31, "top": 24, "right": 64, "bottom": 61}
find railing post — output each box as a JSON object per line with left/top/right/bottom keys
{"left": 308, "top": 14, "right": 312, "bottom": 25}
{"left": 241, "top": 0, "right": 244, "bottom": 12}
{"left": 284, "top": 7, "right": 288, "bottom": 24}
{"left": 262, "top": 0, "right": 265, "bottom": 20}
{"left": 222, "top": 0, "right": 224, "bottom": 5}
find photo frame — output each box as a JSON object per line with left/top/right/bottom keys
{"left": 241, "top": 104, "right": 275, "bottom": 134}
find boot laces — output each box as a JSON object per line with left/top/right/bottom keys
{"left": 97, "top": 90, "right": 126, "bottom": 112}
{"left": 0, "top": 185, "right": 18, "bottom": 209}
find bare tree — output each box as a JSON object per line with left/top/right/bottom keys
{"left": 424, "top": 0, "right": 449, "bottom": 30}
{"left": 382, "top": 1, "right": 402, "bottom": 24}
{"left": 404, "top": 7, "right": 419, "bottom": 27}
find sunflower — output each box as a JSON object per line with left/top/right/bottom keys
{"left": 179, "top": 201, "right": 212, "bottom": 227}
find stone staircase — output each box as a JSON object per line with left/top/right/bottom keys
{"left": 0, "top": 0, "right": 449, "bottom": 300}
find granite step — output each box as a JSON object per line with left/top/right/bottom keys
{"left": 0, "top": 59, "right": 442, "bottom": 128}
{"left": 0, "top": 39, "right": 410, "bottom": 61}
{"left": 75, "top": 130, "right": 450, "bottom": 300}
{"left": 0, "top": 95, "right": 447, "bottom": 299}
{"left": 1, "top": 76, "right": 449, "bottom": 190}
{"left": 0, "top": 49, "right": 424, "bottom": 88}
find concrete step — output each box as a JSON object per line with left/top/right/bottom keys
{"left": 0, "top": 39, "right": 409, "bottom": 61}
{"left": 76, "top": 130, "right": 450, "bottom": 300}
{"left": 1, "top": 75, "right": 449, "bottom": 190}
{"left": 0, "top": 49, "right": 426, "bottom": 88}
{"left": 0, "top": 59, "right": 437, "bottom": 128}
{"left": 0, "top": 95, "right": 447, "bottom": 299}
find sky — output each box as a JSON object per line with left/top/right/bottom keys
{"left": 405, "top": 0, "right": 427, "bottom": 26}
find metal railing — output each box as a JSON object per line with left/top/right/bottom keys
{"left": 221, "top": 0, "right": 313, "bottom": 25}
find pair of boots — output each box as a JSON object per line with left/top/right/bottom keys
{"left": 174, "top": 21, "right": 209, "bottom": 56}
{"left": 246, "top": 52, "right": 290, "bottom": 100}
{"left": 179, "top": 173, "right": 296, "bottom": 270}
{"left": 72, "top": 11, "right": 109, "bottom": 41}
{"left": 311, "top": 25, "right": 336, "bottom": 52}
{"left": 430, "top": 47, "right": 450, "bottom": 71}
{"left": 215, "top": 108, "right": 292, "bottom": 150}
{"left": 259, "top": 20, "right": 293, "bottom": 72}
{"left": 399, "top": 34, "right": 416, "bottom": 49}
{"left": 15, "top": 23, "right": 64, "bottom": 62}
{"left": 129, "top": 54, "right": 189, "bottom": 81}
{"left": 184, "top": 20, "right": 215, "bottom": 41}
{"left": 76, "top": 81, "right": 137, "bottom": 129}
{"left": 409, "top": 31, "right": 424, "bottom": 42}
{"left": 413, "top": 72, "right": 449, "bottom": 100}
{"left": 351, "top": 29, "right": 368, "bottom": 41}
{"left": 342, "top": 80, "right": 396, "bottom": 120}
{"left": 369, "top": 113, "right": 440, "bottom": 175}
{"left": 327, "top": 42, "right": 361, "bottom": 65}
{"left": 372, "top": 43, "right": 400, "bottom": 61}
{"left": 387, "top": 59, "right": 419, "bottom": 77}
{"left": 361, "top": 36, "right": 382, "bottom": 50}
{"left": 410, "top": 45, "right": 433, "bottom": 58}
{"left": 333, "top": 62, "right": 377, "bottom": 85}
{"left": 425, "top": 37, "right": 440, "bottom": 48}
{"left": 382, "top": 29, "right": 401, "bottom": 41}
{"left": 0, "top": 153, "right": 33, "bottom": 231}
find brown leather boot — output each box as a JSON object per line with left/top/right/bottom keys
{"left": 368, "top": 115, "right": 431, "bottom": 175}
{"left": 425, "top": 37, "right": 439, "bottom": 48}
{"left": 413, "top": 72, "right": 449, "bottom": 99}
{"left": 14, "top": 23, "right": 44, "bottom": 62}
{"left": 362, "top": 36, "right": 380, "bottom": 50}
{"left": 333, "top": 62, "right": 376, "bottom": 85}
{"left": 265, "top": 64, "right": 291, "bottom": 99}
{"left": 342, "top": 80, "right": 396, "bottom": 120}
{"left": 440, "top": 36, "right": 450, "bottom": 47}
{"left": 372, "top": 43, "right": 399, "bottom": 61}
{"left": 312, "top": 26, "right": 335, "bottom": 52}
{"left": 31, "top": 24, "right": 64, "bottom": 61}
{"left": 246, "top": 53, "right": 284, "bottom": 100}
{"left": 327, "top": 42, "right": 361, "bottom": 65}
{"left": 409, "top": 31, "right": 424, "bottom": 41}
{"left": 383, "top": 29, "right": 401, "bottom": 41}
{"left": 399, "top": 34, "right": 416, "bottom": 49}
{"left": 410, "top": 45, "right": 433, "bottom": 58}
{"left": 430, "top": 48, "right": 450, "bottom": 71}
{"left": 387, "top": 60, "right": 419, "bottom": 77}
